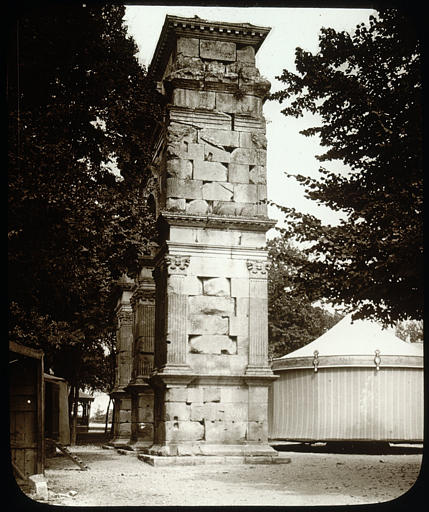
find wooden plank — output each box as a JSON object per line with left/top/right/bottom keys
{"left": 9, "top": 341, "right": 43, "bottom": 359}
{"left": 24, "top": 448, "right": 37, "bottom": 476}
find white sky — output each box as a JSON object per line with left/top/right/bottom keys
{"left": 123, "top": 5, "right": 375, "bottom": 232}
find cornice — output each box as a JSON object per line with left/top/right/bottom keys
{"left": 160, "top": 211, "right": 277, "bottom": 232}
{"left": 149, "top": 15, "right": 271, "bottom": 82}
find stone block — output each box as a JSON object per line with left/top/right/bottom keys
{"left": 189, "top": 314, "right": 229, "bottom": 335}
{"left": 167, "top": 178, "right": 203, "bottom": 199}
{"left": 186, "top": 199, "right": 209, "bottom": 215}
{"left": 177, "top": 37, "right": 200, "bottom": 57}
{"left": 199, "top": 128, "right": 240, "bottom": 148}
{"left": 194, "top": 228, "right": 241, "bottom": 245}
{"left": 165, "top": 387, "right": 188, "bottom": 402}
{"left": 169, "top": 226, "right": 194, "bottom": 244}
{"left": 167, "top": 158, "right": 193, "bottom": 179}
{"left": 164, "top": 420, "right": 205, "bottom": 442}
{"left": 231, "top": 278, "right": 249, "bottom": 298}
{"left": 229, "top": 353, "right": 248, "bottom": 372}
{"left": 188, "top": 334, "right": 237, "bottom": 355}
{"left": 251, "top": 132, "right": 267, "bottom": 149}
{"left": 187, "top": 143, "right": 205, "bottom": 161}
{"left": 173, "top": 89, "right": 216, "bottom": 110}
{"left": 249, "top": 165, "right": 266, "bottom": 184}
{"left": 163, "top": 402, "right": 190, "bottom": 421}
{"left": 248, "top": 401, "right": 268, "bottom": 422}
{"left": 168, "top": 122, "right": 198, "bottom": 145}
{"left": 216, "top": 93, "right": 261, "bottom": 116}
{"left": 202, "top": 182, "right": 233, "bottom": 201}
{"left": 235, "top": 203, "right": 258, "bottom": 217}
{"left": 189, "top": 256, "right": 248, "bottom": 279}
{"left": 237, "top": 45, "right": 255, "bottom": 64}
{"left": 203, "top": 387, "right": 221, "bottom": 403}
{"left": 229, "top": 316, "right": 248, "bottom": 336}
{"left": 205, "top": 420, "right": 247, "bottom": 443}
{"left": 239, "top": 131, "right": 253, "bottom": 149}
{"left": 137, "top": 422, "right": 154, "bottom": 440}
{"left": 230, "top": 147, "right": 258, "bottom": 165}
{"left": 166, "top": 198, "right": 186, "bottom": 212}
{"left": 223, "top": 403, "right": 248, "bottom": 422}
{"left": 203, "top": 277, "right": 230, "bottom": 296}
{"left": 236, "top": 297, "right": 249, "bottom": 317}
{"left": 187, "top": 386, "right": 204, "bottom": 404}
{"left": 188, "top": 295, "right": 235, "bottom": 316}
{"left": 138, "top": 405, "right": 154, "bottom": 423}
{"left": 117, "top": 422, "right": 131, "bottom": 434}
{"left": 229, "top": 163, "right": 249, "bottom": 183}
{"left": 203, "top": 144, "right": 231, "bottom": 164}
{"left": 247, "top": 421, "right": 268, "bottom": 442}
{"left": 212, "top": 201, "right": 236, "bottom": 216}
{"left": 200, "top": 39, "right": 236, "bottom": 61}
{"left": 257, "top": 184, "right": 267, "bottom": 201}
{"left": 241, "top": 231, "right": 266, "bottom": 247}
{"left": 220, "top": 386, "right": 249, "bottom": 404}
{"left": 234, "top": 183, "right": 257, "bottom": 203}
{"left": 120, "top": 398, "right": 132, "bottom": 410}
{"left": 182, "top": 276, "right": 203, "bottom": 296}
{"left": 194, "top": 160, "right": 228, "bottom": 181}
{"left": 205, "top": 59, "right": 225, "bottom": 74}
{"left": 173, "top": 55, "right": 204, "bottom": 78}
{"left": 28, "top": 474, "right": 48, "bottom": 500}
{"left": 248, "top": 386, "right": 268, "bottom": 403}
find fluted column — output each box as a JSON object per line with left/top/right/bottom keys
{"left": 153, "top": 254, "right": 192, "bottom": 376}
{"left": 246, "top": 260, "right": 272, "bottom": 375}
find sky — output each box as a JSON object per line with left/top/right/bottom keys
{"left": 123, "top": 5, "right": 376, "bottom": 232}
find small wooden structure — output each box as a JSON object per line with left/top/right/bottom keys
{"left": 9, "top": 341, "right": 45, "bottom": 482}
{"left": 44, "top": 373, "right": 70, "bottom": 445}
{"left": 269, "top": 315, "right": 423, "bottom": 443}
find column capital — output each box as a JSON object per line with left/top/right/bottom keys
{"left": 247, "top": 259, "right": 270, "bottom": 278}
{"left": 165, "top": 255, "right": 190, "bottom": 275}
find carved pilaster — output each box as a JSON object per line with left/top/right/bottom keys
{"left": 246, "top": 259, "right": 272, "bottom": 374}
{"left": 165, "top": 255, "right": 190, "bottom": 368}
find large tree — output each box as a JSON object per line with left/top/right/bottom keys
{"left": 269, "top": 9, "right": 422, "bottom": 325}
{"left": 267, "top": 237, "right": 342, "bottom": 359}
{"left": 8, "top": 3, "right": 164, "bottom": 438}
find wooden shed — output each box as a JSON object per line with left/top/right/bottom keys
{"left": 9, "top": 341, "right": 45, "bottom": 483}
{"left": 268, "top": 315, "right": 423, "bottom": 443}
{"left": 44, "top": 373, "right": 70, "bottom": 445}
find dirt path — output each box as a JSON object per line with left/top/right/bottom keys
{"left": 22, "top": 444, "right": 423, "bottom": 507}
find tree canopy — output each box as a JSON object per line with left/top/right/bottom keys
{"left": 8, "top": 3, "right": 164, "bottom": 393}
{"left": 269, "top": 9, "right": 422, "bottom": 325}
{"left": 267, "top": 237, "right": 343, "bottom": 359}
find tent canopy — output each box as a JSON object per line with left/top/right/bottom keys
{"left": 275, "top": 314, "right": 423, "bottom": 360}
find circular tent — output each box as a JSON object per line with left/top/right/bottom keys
{"left": 268, "top": 315, "right": 423, "bottom": 443}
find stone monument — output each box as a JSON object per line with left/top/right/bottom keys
{"left": 129, "top": 15, "right": 280, "bottom": 462}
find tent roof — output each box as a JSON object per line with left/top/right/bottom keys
{"left": 275, "top": 314, "right": 423, "bottom": 360}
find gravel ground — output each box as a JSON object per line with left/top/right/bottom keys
{"left": 19, "top": 443, "right": 423, "bottom": 507}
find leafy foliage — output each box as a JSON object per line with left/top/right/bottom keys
{"left": 269, "top": 9, "right": 422, "bottom": 325}
{"left": 8, "top": 4, "right": 164, "bottom": 393}
{"left": 395, "top": 319, "right": 423, "bottom": 343}
{"left": 267, "top": 237, "right": 343, "bottom": 359}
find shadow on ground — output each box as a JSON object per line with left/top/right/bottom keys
{"left": 271, "top": 441, "right": 423, "bottom": 455}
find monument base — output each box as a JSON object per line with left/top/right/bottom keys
{"left": 138, "top": 452, "right": 291, "bottom": 466}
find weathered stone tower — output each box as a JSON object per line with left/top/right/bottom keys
{"left": 111, "top": 15, "right": 279, "bottom": 461}
{"left": 139, "top": 15, "right": 278, "bottom": 460}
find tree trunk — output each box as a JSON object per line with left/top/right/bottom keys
{"left": 69, "top": 385, "right": 79, "bottom": 446}
{"left": 104, "top": 396, "right": 111, "bottom": 435}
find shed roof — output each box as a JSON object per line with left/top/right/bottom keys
{"left": 275, "top": 314, "right": 423, "bottom": 360}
